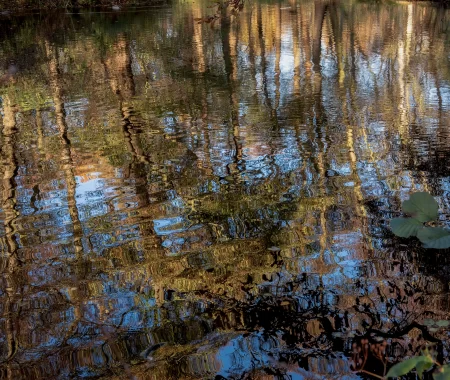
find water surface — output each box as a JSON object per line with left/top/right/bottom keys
{"left": 1, "top": 1, "right": 450, "bottom": 378}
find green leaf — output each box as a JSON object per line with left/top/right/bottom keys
{"left": 433, "top": 364, "right": 450, "bottom": 380}
{"left": 417, "top": 227, "right": 450, "bottom": 249}
{"left": 387, "top": 356, "right": 431, "bottom": 378}
{"left": 391, "top": 218, "right": 423, "bottom": 238}
{"left": 416, "top": 355, "right": 434, "bottom": 379}
{"left": 402, "top": 192, "right": 438, "bottom": 223}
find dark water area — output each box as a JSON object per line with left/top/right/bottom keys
{"left": 1, "top": 1, "right": 450, "bottom": 378}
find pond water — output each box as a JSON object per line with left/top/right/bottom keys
{"left": 1, "top": 0, "right": 450, "bottom": 378}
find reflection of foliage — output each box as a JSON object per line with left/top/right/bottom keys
{"left": 0, "top": 79, "right": 51, "bottom": 111}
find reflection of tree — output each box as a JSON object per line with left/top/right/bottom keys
{"left": 192, "top": 3, "right": 206, "bottom": 73}
{"left": 44, "top": 40, "right": 86, "bottom": 345}
{"left": 257, "top": 2, "right": 278, "bottom": 124}
{"left": 0, "top": 95, "right": 18, "bottom": 379}
{"left": 104, "top": 35, "right": 147, "bottom": 165}
{"left": 45, "top": 42, "right": 83, "bottom": 255}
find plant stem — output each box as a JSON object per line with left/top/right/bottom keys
{"left": 358, "top": 369, "right": 385, "bottom": 380}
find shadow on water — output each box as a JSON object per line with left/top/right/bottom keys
{"left": 1, "top": 0, "right": 450, "bottom": 378}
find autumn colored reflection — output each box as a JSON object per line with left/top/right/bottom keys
{"left": 0, "top": 0, "right": 450, "bottom": 378}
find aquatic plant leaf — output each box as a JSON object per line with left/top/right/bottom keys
{"left": 391, "top": 218, "right": 422, "bottom": 238}
{"left": 386, "top": 356, "right": 431, "bottom": 378}
{"left": 436, "top": 320, "right": 450, "bottom": 327}
{"left": 433, "top": 364, "right": 450, "bottom": 380}
{"left": 417, "top": 227, "right": 450, "bottom": 249}
{"left": 416, "top": 356, "right": 434, "bottom": 379}
{"left": 402, "top": 192, "right": 438, "bottom": 223}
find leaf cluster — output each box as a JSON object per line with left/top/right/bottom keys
{"left": 391, "top": 192, "right": 450, "bottom": 249}
{"left": 386, "top": 351, "right": 450, "bottom": 379}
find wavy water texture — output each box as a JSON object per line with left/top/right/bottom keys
{"left": 0, "top": 0, "right": 450, "bottom": 378}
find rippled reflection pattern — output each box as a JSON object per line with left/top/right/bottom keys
{"left": 1, "top": 0, "right": 450, "bottom": 378}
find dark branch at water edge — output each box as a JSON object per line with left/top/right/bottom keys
{"left": 0, "top": 0, "right": 168, "bottom": 12}
{"left": 1, "top": 0, "right": 448, "bottom": 13}
{"left": 193, "top": 0, "right": 245, "bottom": 25}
